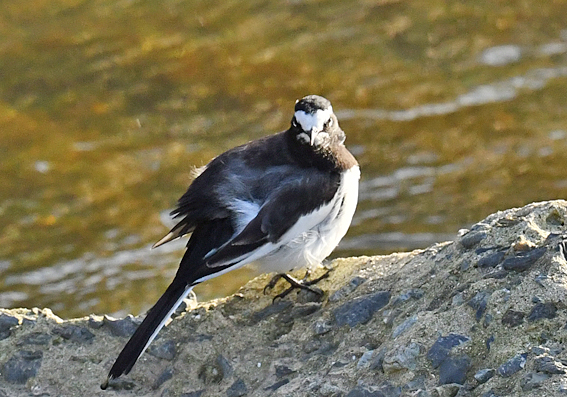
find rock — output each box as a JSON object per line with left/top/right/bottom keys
{"left": 274, "top": 363, "right": 296, "bottom": 378}
{"left": 392, "top": 315, "right": 418, "bottom": 338}
{"left": 328, "top": 276, "right": 366, "bottom": 302}
{"left": 346, "top": 385, "right": 401, "bottom": 397}
{"left": 180, "top": 391, "right": 204, "bottom": 397}
{"left": 438, "top": 355, "right": 471, "bottom": 385}
{"left": 333, "top": 291, "right": 391, "bottom": 327}
{"left": 152, "top": 368, "right": 174, "bottom": 390}
{"left": 497, "top": 353, "right": 528, "bottom": 377}
{"left": 280, "top": 302, "right": 321, "bottom": 322}
{"left": 264, "top": 379, "right": 289, "bottom": 392}
{"left": 103, "top": 315, "right": 140, "bottom": 337}
{"left": 460, "top": 231, "right": 487, "bottom": 249}
{"left": 17, "top": 332, "right": 51, "bottom": 346}
{"left": 534, "top": 356, "right": 566, "bottom": 374}
{"left": 474, "top": 368, "right": 495, "bottom": 384}
{"left": 502, "top": 248, "right": 546, "bottom": 272}
{"left": 391, "top": 289, "right": 425, "bottom": 306}
{"left": 198, "top": 354, "right": 233, "bottom": 384}
{"left": 52, "top": 325, "right": 95, "bottom": 343}
{"left": 88, "top": 314, "right": 104, "bottom": 329}
{"left": 432, "top": 383, "right": 460, "bottom": 397}
{"left": 0, "top": 313, "right": 19, "bottom": 340}
{"left": 383, "top": 342, "right": 421, "bottom": 373}
{"left": 501, "top": 310, "right": 525, "bottom": 327}
{"left": 226, "top": 379, "right": 247, "bottom": 397}
{"left": 313, "top": 319, "right": 334, "bottom": 335}
{"left": 427, "top": 334, "right": 470, "bottom": 368}
{"left": 468, "top": 291, "right": 491, "bottom": 321}
{"left": 148, "top": 340, "right": 176, "bottom": 361}
{"left": 2, "top": 350, "right": 43, "bottom": 384}
{"left": 357, "top": 350, "right": 375, "bottom": 368}
{"left": 251, "top": 300, "right": 293, "bottom": 323}
{"left": 477, "top": 251, "right": 505, "bottom": 268}
{"left": 527, "top": 302, "right": 557, "bottom": 322}
{"left": 2, "top": 201, "right": 567, "bottom": 396}
{"left": 521, "top": 372, "right": 549, "bottom": 391}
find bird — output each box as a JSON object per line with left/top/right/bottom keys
{"left": 101, "top": 94, "right": 360, "bottom": 388}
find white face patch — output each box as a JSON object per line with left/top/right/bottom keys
{"left": 294, "top": 107, "right": 333, "bottom": 133}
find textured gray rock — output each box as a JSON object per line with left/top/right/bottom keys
{"left": 2, "top": 350, "right": 43, "bottom": 384}
{"left": 427, "top": 334, "right": 470, "bottom": 368}
{"left": 2, "top": 201, "right": 567, "bottom": 396}
{"left": 438, "top": 355, "right": 471, "bottom": 385}
{"left": 497, "top": 353, "right": 528, "bottom": 377}
{"left": 333, "top": 291, "right": 391, "bottom": 327}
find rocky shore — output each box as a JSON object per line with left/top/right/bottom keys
{"left": 2, "top": 200, "right": 567, "bottom": 396}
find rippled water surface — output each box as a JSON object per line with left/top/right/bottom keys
{"left": 1, "top": 0, "right": 566, "bottom": 318}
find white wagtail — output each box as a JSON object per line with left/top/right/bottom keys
{"left": 102, "top": 95, "right": 360, "bottom": 388}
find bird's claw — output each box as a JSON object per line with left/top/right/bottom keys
{"left": 264, "top": 268, "right": 333, "bottom": 302}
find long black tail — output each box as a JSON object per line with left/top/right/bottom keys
{"left": 102, "top": 281, "right": 192, "bottom": 388}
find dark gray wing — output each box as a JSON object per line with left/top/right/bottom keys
{"left": 204, "top": 171, "right": 341, "bottom": 268}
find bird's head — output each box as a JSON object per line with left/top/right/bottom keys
{"left": 290, "top": 95, "right": 345, "bottom": 148}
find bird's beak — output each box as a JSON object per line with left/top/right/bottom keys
{"left": 309, "top": 128, "right": 320, "bottom": 146}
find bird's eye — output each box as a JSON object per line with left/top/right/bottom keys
{"left": 292, "top": 118, "right": 299, "bottom": 128}
{"left": 324, "top": 117, "right": 333, "bottom": 129}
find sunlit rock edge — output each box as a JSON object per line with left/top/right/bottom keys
{"left": 2, "top": 200, "right": 567, "bottom": 396}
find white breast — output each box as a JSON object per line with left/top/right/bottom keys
{"left": 259, "top": 165, "right": 360, "bottom": 273}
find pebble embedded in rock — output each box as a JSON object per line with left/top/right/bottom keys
{"left": 483, "top": 313, "right": 493, "bottom": 328}
{"left": 17, "top": 332, "right": 51, "bottom": 346}
{"left": 281, "top": 302, "right": 321, "bottom": 322}
{"left": 2, "top": 350, "right": 43, "bottom": 384}
{"left": 152, "top": 368, "right": 174, "bottom": 390}
{"left": 460, "top": 231, "right": 487, "bottom": 249}
{"left": 474, "top": 368, "right": 495, "bottom": 384}
{"left": 313, "top": 318, "right": 334, "bottom": 335}
{"left": 251, "top": 300, "right": 293, "bottom": 323}
{"left": 391, "top": 289, "right": 425, "bottom": 306}
{"left": 502, "top": 248, "right": 546, "bottom": 272}
{"left": 357, "top": 350, "right": 375, "bottom": 368}
{"left": 468, "top": 291, "right": 491, "bottom": 321}
{"left": 501, "top": 310, "right": 525, "bottom": 327}
{"left": 346, "top": 384, "right": 401, "bottom": 397}
{"left": 392, "top": 315, "right": 418, "bottom": 338}
{"left": 485, "top": 335, "right": 495, "bottom": 351}
{"left": 104, "top": 315, "right": 140, "bottom": 337}
{"left": 521, "top": 372, "right": 549, "bottom": 391}
{"left": 497, "top": 353, "right": 527, "bottom": 377}
{"left": 180, "top": 391, "right": 204, "bottom": 397}
{"left": 0, "top": 313, "right": 19, "bottom": 340}
{"left": 438, "top": 355, "right": 471, "bottom": 385}
{"left": 427, "top": 334, "right": 470, "bottom": 368}
{"left": 328, "top": 276, "right": 367, "bottom": 302}
{"left": 333, "top": 291, "right": 391, "bottom": 327}
{"left": 226, "top": 378, "right": 247, "bottom": 397}
{"left": 275, "top": 364, "right": 295, "bottom": 378}
{"left": 52, "top": 325, "right": 95, "bottom": 343}
{"left": 527, "top": 302, "right": 557, "bottom": 322}
{"left": 148, "top": 340, "right": 176, "bottom": 361}
{"left": 88, "top": 315, "right": 104, "bottom": 329}
{"left": 477, "top": 251, "right": 505, "bottom": 268}
{"left": 264, "top": 379, "right": 290, "bottom": 392}
{"left": 534, "top": 356, "right": 566, "bottom": 374}
{"left": 383, "top": 342, "right": 420, "bottom": 372}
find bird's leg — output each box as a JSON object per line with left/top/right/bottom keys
{"left": 264, "top": 268, "right": 333, "bottom": 301}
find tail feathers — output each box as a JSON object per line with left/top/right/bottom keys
{"left": 106, "top": 282, "right": 193, "bottom": 382}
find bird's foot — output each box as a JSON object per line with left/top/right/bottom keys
{"left": 264, "top": 268, "right": 332, "bottom": 301}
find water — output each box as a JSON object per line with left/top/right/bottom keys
{"left": 0, "top": 0, "right": 566, "bottom": 318}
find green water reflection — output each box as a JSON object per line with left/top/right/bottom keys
{"left": 0, "top": 0, "right": 566, "bottom": 318}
